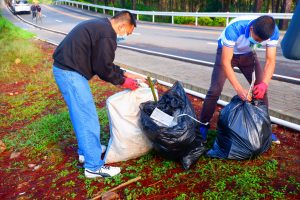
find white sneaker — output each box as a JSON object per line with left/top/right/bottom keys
{"left": 85, "top": 165, "right": 121, "bottom": 178}
{"left": 78, "top": 145, "right": 107, "bottom": 164}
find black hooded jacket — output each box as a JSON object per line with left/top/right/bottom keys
{"left": 53, "top": 18, "right": 125, "bottom": 85}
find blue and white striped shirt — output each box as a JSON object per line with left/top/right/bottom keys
{"left": 218, "top": 16, "right": 280, "bottom": 54}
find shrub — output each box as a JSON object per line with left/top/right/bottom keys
{"left": 197, "top": 16, "right": 214, "bottom": 26}
{"left": 174, "top": 16, "right": 195, "bottom": 24}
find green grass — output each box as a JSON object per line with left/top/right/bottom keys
{"left": 3, "top": 108, "right": 109, "bottom": 152}
{"left": 0, "top": 15, "right": 42, "bottom": 82}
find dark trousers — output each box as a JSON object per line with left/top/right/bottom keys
{"left": 200, "top": 48, "right": 268, "bottom": 124}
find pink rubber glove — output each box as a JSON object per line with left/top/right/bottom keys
{"left": 253, "top": 82, "right": 268, "bottom": 99}
{"left": 122, "top": 78, "right": 138, "bottom": 90}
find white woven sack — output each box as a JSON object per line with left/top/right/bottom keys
{"left": 104, "top": 88, "right": 156, "bottom": 163}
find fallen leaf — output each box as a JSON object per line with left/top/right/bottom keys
{"left": 17, "top": 182, "right": 29, "bottom": 189}
{"left": 10, "top": 151, "right": 21, "bottom": 159}
{"left": 102, "top": 191, "right": 120, "bottom": 200}
{"left": 18, "top": 192, "right": 26, "bottom": 195}
{"left": 15, "top": 58, "right": 21, "bottom": 64}
{"left": 28, "top": 164, "right": 36, "bottom": 168}
{"left": 33, "top": 165, "right": 41, "bottom": 171}
{"left": 0, "top": 140, "right": 6, "bottom": 154}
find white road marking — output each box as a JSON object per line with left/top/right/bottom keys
{"left": 42, "top": 14, "right": 46, "bottom": 17}
{"left": 55, "top": 20, "right": 62, "bottom": 23}
{"left": 132, "top": 32, "right": 141, "bottom": 35}
{"left": 207, "top": 42, "right": 217, "bottom": 45}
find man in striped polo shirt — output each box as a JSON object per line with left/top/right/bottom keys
{"left": 199, "top": 15, "right": 280, "bottom": 143}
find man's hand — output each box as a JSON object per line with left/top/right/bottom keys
{"left": 122, "top": 77, "right": 139, "bottom": 90}
{"left": 236, "top": 87, "right": 252, "bottom": 101}
{"left": 124, "top": 72, "right": 146, "bottom": 82}
{"left": 253, "top": 82, "right": 268, "bottom": 99}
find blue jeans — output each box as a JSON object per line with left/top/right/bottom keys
{"left": 53, "top": 66, "right": 104, "bottom": 171}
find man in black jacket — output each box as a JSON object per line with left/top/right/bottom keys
{"left": 53, "top": 11, "right": 145, "bottom": 178}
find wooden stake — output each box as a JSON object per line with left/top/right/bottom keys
{"left": 147, "top": 76, "right": 158, "bottom": 102}
{"left": 91, "top": 176, "right": 141, "bottom": 200}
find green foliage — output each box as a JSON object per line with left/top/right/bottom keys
{"left": 142, "top": 186, "right": 157, "bottom": 196}
{"left": 3, "top": 111, "right": 72, "bottom": 151}
{"left": 176, "top": 193, "right": 187, "bottom": 200}
{"left": 3, "top": 108, "right": 108, "bottom": 151}
{"left": 0, "top": 15, "right": 35, "bottom": 40}
{"left": 198, "top": 17, "right": 226, "bottom": 26}
{"left": 0, "top": 15, "right": 43, "bottom": 83}
{"left": 174, "top": 16, "right": 195, "bottom": 25}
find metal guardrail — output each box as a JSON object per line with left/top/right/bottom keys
{"left": 54, "top": 0, "right": 293, "bottom": 26}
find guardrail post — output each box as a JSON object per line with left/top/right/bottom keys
{"left": 172, "top": 12, "right": 174, "bottom": 24}
{"left": 152, "top": 12, "right": 155, "bottom": 23}
{"left": 103, "top": 8, "right": 105, "bottom": 14}
{"left": 76, "top": 3, "right": 78, "bottom": 8}
{"left": 195, "top": 15, "right": 198, "bottom": 26}
{"left": 226, "top": 12, "right": 229, "bottom": 26}
{"left": 82, "top": 4, "right": 83, "bottom": 9}
{"left": 95, "top": 7, "right": 97, "bottom": 13}
{"left": 137, "top": 13, "right": 139, "bottom": 20}
{"left": 113, "top": 8, "right": 115, "bottom": 16}
{"left": 88, "top": 6, "right": 90, "bottom": 11}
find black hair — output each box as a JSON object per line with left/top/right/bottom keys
{"left": 112, "top": 11, "right": 136, "bottom": 27}
{"left": 252, "top": 15, "right": 275, "bottom": 40}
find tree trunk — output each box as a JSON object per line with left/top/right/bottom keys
{"left": 279, "top": 0, "right": 292, "bottom": 29}
{"left": 224, "top": 0, "right": 230, "bottom": 11}
{"left": 104, "top": 0, "right": 108, "bottom": 6}
{"left": 276, "top": 0, "right": 281, "bottom": 12}
{"left": 253, "top": 0, "right": 263, "bottom": 12}
{"left": 267, "top": 0, "right": 271, "bottom": 12}
{"left": 132, "top": 0, "right": 136, "bottom": 10}
{"left": 120, "top": 0, "right": 125, "bottom": 8}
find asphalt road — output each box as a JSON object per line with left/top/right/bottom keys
{"left": 6, "top": 3, "right": 300, "bottom": 78}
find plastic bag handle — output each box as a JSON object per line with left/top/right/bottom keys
{"left": 246, "top": 50, "right": 257, "bottom": 100}
{"left": 175, "top": 114, "right": 209, "bottom": 126}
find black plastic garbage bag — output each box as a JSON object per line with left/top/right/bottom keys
{"left": 140, "top": 81, "right": 206, "bottom": 169}
{"left": 207, "top": 95, "right": 272, "bottom": 160}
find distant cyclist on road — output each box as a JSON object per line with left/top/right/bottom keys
{"left": 31, "top": 0, "right": 42, "bottom": 21}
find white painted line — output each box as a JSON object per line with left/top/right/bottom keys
{"left": 132, "top": 32, "right": 141, "bottom": 35}
{"left": 55, "top": 20, "right": 62, "bottom": 22}
{"left": 118, "top": 45, "right": 300, "bottom": 83}
{"left": 118, "top": 44, "right": 215, "bottom": 66}
{"left": 207, "top": 42, "right": 217, "bottom": 45}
